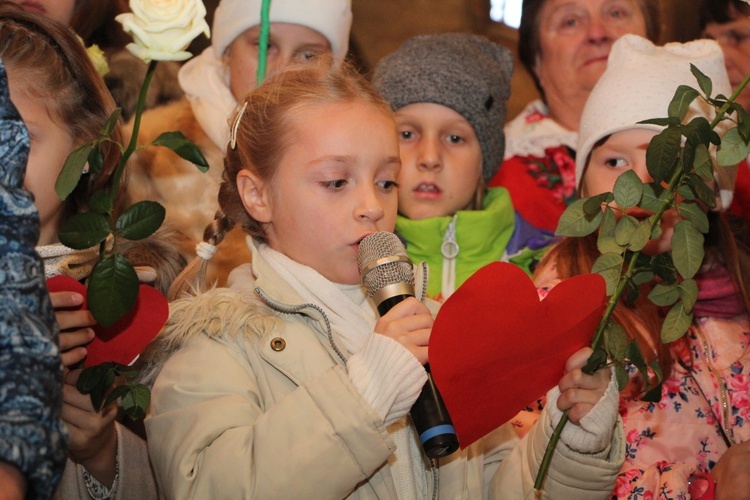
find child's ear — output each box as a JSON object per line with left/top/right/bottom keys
{"left": 237, "top": 169, "right": 272, "bottom": 223}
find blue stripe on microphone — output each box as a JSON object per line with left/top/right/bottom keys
{"left": 419, "top": 425, "right": 456, "bottom": 444}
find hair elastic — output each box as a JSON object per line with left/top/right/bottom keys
{"left": 195, "top": 241, "right": 218, "bottom": 261}
{"left": 229, "top": 101, "right": 248, "bottom": 150}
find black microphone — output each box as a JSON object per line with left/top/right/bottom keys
{"left": 358, "top": 231, "right": 459, "bottom": 459}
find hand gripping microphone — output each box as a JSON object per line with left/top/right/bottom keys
{"left": 358, "top": 232, "right": 459, "bottom": 459}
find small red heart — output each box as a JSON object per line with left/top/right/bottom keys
{"left": 46, "top": 275, "right": 168, "bottom": 367}
{"left": 429, "top": 262, "right": 606, "bottom": 448}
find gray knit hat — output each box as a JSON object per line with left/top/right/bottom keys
{"left": 372, "top": 33, "right": 513, "bottom": 183}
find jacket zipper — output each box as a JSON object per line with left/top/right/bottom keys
{"left": 694, "top": 327, "right": 736, "bottom": 447}
{"left": 441, "top": 215, "right": 459, "bottom": 299}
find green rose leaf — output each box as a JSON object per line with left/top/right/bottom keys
{"left": 632, "top": 269, "right": 655, "bottom": 285}
{"left": 88, "top": 254, "right": 139, "bottom": 327}
{"left": 115, "top": 201, "right": 166, "bottom": 240}
{"left": 687, "top": 174, "right": 716, "bottom": 208}
{"left": 668, "top": 85, "right": 700, "bottom": 120}
{"left": 677, "top": 183, "right": 697, "bottom": 201}
{"left": 604, "top": 322, "right": 628, "bottom": 360}
{"left": 102, "top": 384, "right": 131, "bottom": 410}
{"left": 87, "top": 144, "right": 103, "bottom": 174}
{"left": 592, "top": 252, "right": 624, "bottom": 296}
{"left": 735, "top": 105, "right": 750, "bottom": 142}
{"left": 638, "top": 117, "right": 680, "bottom": 127}
{"left": 687, "top": 174, "right": 717, "bottom": 209}
{"left": 661, "top": 302, "right": 693, "bottom": 343}
{"left": 597, "top": 207, "right": 622, "bottom": 254}
{"left": 613, "top": 170, "right": 643, "bottom": 209}
{"left": 58, "top": 212, "right": 111, "bottom": 249}
{"left": 556, "top": 198, "right": 602, "bottom": 237}
{"left": 628, "top": 219, "right": 653, "bottom": 252}
{"left": 682, "top": 116, "right": 714, "bottom": 149}
{"left": 671, "top": 221, "right": 705, "bottom": 280}
{"left": 678, "top": 201, "right": 709, "bottom": 233}
{"left": 692, "top": 143, "right": 713, "bottom": 181}
{"left": 640, "top": 182, "right": 668, "bottom": 213}
{"left": 648, "top": 282, "right": 680, "bottom": 306}
{"left": 56, "top": 142, "right": 93, "bottom": 201}
{"left": 583, "top": 192, "right": 613, "bottom": 216}
{"left": 121, "top": 384, "right": 151, "bottom": 421}
{"left": 678, "top": 278, "right": 699, "bottom": 313}
{"left": 626, "top": 339, "right": 649, "bottom": 385}
{"left": 89, "top": 190, "right": 114, "bottom": 216}
{"left": 622, "top": 277, "right": 640, "bottom": 305}
{"left": 582, "top": 347, "right": 609, "bottom": 375}
{"left": 646, "top": 126, "right": 681, "bottom": 183}
{"left": 651, "top": 253, "right": 678, "bottom": 284}
{"left": 690, "top": 64, "right": 712, "bottom": 97}
{"left": 76, "top": 363, "right": 117, "bottom": 410}
{"left": 650, "top": 219, "right": 663, "bottom": 241}
{"left": 641, "top": 376, "right": 663, "bottom": 402}
{"left": 615, "top": 364, "right": 630, "bottom": 391}
{"left": 153, "top": 131, "right": 209, "bottom": 171}
{"left": 717, "top": 126, "right": 750, "bottom": 167}
{"left": 100, "top": 108, "right": 122, "bottom": 138}
{"left": 614, "top": 214, "right": 638, "bottom": 246}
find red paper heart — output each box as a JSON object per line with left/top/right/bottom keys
{"left": 46, "top": 275, "right": 168, "bottom": 367}
{"left": 429, "top": 262, "right": 606, "bottom": 448}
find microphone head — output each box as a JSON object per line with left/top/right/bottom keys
{"left": 357, "top": 232, "right": 414, "bottom": 299}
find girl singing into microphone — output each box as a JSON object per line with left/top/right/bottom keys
{"left": 142, "top": 59, "right": 626, "bottom": 498}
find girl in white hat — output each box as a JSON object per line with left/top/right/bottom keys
{"left": 126, "top": 0, "right": 352, "bottom": 287}
{"left": 535, "top": 34, "right": 750, "bottom": 499}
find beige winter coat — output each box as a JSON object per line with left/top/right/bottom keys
{"left": 144, "top": 242, "right": 626, "bottom": 499}
{"left": 125, "top": 98, "right": 250, "bottom": 286}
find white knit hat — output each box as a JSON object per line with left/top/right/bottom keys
{"left": 577, "top": 34, "right": 735, "bottom": 208}
{"left": 212, "top": 0, "right": 352, "bottom": 60}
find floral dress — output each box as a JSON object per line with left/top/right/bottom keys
{"left": 535, "top": 259, "right": 749, "bottom": 499}
{"left": 489, "top": 100, "right": 578, "bottom": 233}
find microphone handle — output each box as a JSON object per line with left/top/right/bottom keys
{"left": 376, "top": 294, "right": 459, "bottom": 459}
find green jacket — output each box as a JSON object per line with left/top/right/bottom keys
{"left": 396, "top": 188, "right": 552, "bottom": 300}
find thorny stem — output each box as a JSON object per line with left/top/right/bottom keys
{"left": 534, "top": 130, "right": 686, "bottom": 492}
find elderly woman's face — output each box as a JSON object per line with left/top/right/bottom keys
{"left": 534, "top": 0, "right": 647, "bottom": 104}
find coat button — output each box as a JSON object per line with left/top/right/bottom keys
{"left": 270, "top": 337, "right": 286, "bottom": 351}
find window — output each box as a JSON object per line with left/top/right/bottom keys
{"left": 490, "top": 0, "right": 522, "bottom": 29}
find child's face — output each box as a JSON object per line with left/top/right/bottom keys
{"left": 582, "top": 127, "right": 683, "bottom": 255}
{"left": 225, "top": 23, "right": 331, "bottom": 102}
{"left": 239, "top": 100, "right": 400, "bottom": 285}
{"left": 9, "top": 0, "right": 75, "bottom": 25}
{"left": 8, "top": 71, "right": 75, "bottom": 247}
{"left": 394, "top": 103, "right": 482, "bottom": 220}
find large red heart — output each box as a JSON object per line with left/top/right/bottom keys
{"left": 46, "top": 275, "right": 168, "bottom": 367}
{"left": 429, "top": 262, "right": 606, "bottom": 448}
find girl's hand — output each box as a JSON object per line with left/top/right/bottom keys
{"left": 62, "top": 369, "right": 118, "bottom": 487}
{"left": 374, "top": 297, "right": 433, "bottom": 365}
{"left": 556, "top": 347, "right": 611, "bottom": 425}
{"left": 50, "top": 291, "right": 96, "bottom": 368}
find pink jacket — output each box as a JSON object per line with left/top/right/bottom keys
{"left": 534, "top": 261, "right": 749, "bottom": 498}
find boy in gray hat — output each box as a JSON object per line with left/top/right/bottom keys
{"left": 373, "top": 33, "right": 553, "bottom": 301}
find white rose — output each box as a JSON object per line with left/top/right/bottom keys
{"left": 116, "top": 0, "right": 211, "bottom": 63}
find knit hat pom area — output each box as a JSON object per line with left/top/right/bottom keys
{"left": 576, "top": 34, "right": 733, "bottom": 197}
{"left": 211, "top": 0, "right": 352, "bottom": 61}
{"left": 372, "top": 33, "right": 513, "bottom": 184}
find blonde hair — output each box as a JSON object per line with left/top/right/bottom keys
{"left": 168, "top": 58, "right": 394, "bottom": 299}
